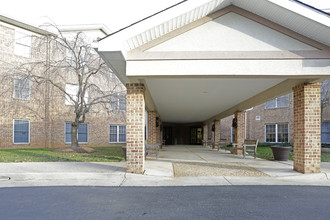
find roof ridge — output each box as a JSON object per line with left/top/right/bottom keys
{"left": 98, "top": 0, "right": 188, "bottom": 42}
{"left": 291, "top": 0, "right": 330, "bottom": 17}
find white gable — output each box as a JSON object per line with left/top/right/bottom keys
{"left": 147, "top": 12, "right": 317, "bottom": 52}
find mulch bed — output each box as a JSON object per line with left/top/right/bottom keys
{"left": 52, "top": 147, "right": 98, "bottom": 153}
{"left": 173, "top": 162, "right": 268, "bottom": 177}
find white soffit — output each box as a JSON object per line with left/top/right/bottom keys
{"left": 145, "top": 78, "right": 286, "bottom": 123}
{"left": 97, "top": 0, "right": 231, "bottom": 53}
{"left": 97, "top": 0, "right": 330, "bottom": 54}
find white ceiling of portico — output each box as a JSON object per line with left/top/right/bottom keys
{"left": 145, "top": 77, "right": 286, "bottom": 123}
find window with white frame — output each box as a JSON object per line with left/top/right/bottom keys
{"left": 110, "top": 93, "right": 126, "bottom": 111}
{"left": 65, "top": 84, "right": 88, "bottom": 105}
{"left": 13, "top": 119, "right": 30, "bottom": 144}
{"left": 265, "top": 94, "right": 289, "bottom": 109}
{"left": 231, "top": 127, "right": 235, "bottom": 143}
{"left": 110, "top": 125, "right": 126, "bottom": 143}
{"left": 265, "top": 123, "right": 289, "bottom": 143}
{"left": 65, "top": 122, "right": 88, "bottom": 143}
{"left": 15, "top": 30, "right": 31, "bottom": 57}
{"left": 322, "top": 122, "right": 330, "bottom": 143}
{"left": 13, "top": 76, "right": 30, "bottom": 100}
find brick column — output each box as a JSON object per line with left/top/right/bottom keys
{"left": 234, "top": 111, "right": 245, "bottom": 155}
{"left": 156, "top": 117, "right": 162, "bottom": 145}
{"left": 147, "top": 111, "right": 157, "bottom": 144}
{"left": 203, "top": 124, "right": 208, "bottom": 147}
{"left": 126, "top": 83, "right": 145, "bottom": 174}
{"left": 214, "top": 120, "right": 221, "bottom": 148}
{"left": 293, "top": 83, "right": 321, "bottom": 174}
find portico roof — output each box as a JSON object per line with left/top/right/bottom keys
{"left": 96, "top": 0, "right": 330, "bottom": 124}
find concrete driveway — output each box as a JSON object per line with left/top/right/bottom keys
{"left": 1, "top": 145, "right": 330, "bottom": 187}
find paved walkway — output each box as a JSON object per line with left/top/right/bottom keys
{"left": 1, "top": 145, "right": 330, "bottom": 187}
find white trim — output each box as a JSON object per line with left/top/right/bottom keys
{"left": 265, "top": 123, "right": 289, "bottom": 143}
{"left": 13, "top": 75, "right": 31, "bottom": 100}
{"left": 265, "top": 94, "right": 290, "bottom": 109}
{"left": 109, "top": 124, "right": 126, "bottom": 143}
{"left": 13, "top": 119, "right": 30, "bottom": 144}
{"left": 145, "top": 111, "right": 148, "bottom": 140}
{"left": 14, "top": 29, "right": 32, "bottom": 58}
{"left": 64, "top": 122, "right": 89, "bottom": 144}
{"left": 0, "top": 14, "right": 55, "bottom": 36}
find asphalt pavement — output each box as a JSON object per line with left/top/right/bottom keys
{"left": 0, "top": 186, "right": 330, "bottom": 220}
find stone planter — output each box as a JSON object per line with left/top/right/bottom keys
{"left": 122, "top": 146, "right": 127, "bottom": 161}
{"left": 271, "top": 145, "right": 292, "bottom": 161}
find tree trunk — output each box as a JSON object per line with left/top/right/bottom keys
{"left": 71, "top": 122, "right": 80, "bottom": 149}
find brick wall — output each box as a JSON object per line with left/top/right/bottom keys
{"left": 293, "top": 83, "right": 321, "bottom": 174}
{"left": 214, "top": 120, "right": 221, "bottom": 147}
{"left": 147, "top": 111, "right": 157, "bottom": 144}
{"left": 203, "top": 124, "right": 208, "bottom": 147}
{"left": 0, "top": 22, "right": 126, "bottom": 149}
{"left": 246, "top": 94, "right": 294, "bottom": 144}
{"left": 220, "top": 116, "right": 233, "bottom": 142}
{"left": 234, "top": 111, "right": 245, "bottom": 155}
{"left": 220, "top": 94, "right": 294, "bottom": 145}
{"left": 126, "top": 83, "right": 145, "bottom": 174}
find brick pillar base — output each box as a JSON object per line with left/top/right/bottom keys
{"left": 203, "top": 124, "right": 208, "bottom": 147}
{"left": 126, "top": 83, "right": 145, "bottom": 174}
{"left": 234, "top": 111, "right": 245, "bottom": 155}
{"left": 147, "top": 111, "right": 157, "bottom": 144}
{"left": 214, "top": 120, "right": 221, "bottom": 148}
{"left": 156, "top": 117, "right": 161, "bottom": 146}
{"left": 293, "top": 83, "right": 321, "bottom": 174}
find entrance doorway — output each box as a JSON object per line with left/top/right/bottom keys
{"left": 163, "top": 126, "right": 173, "bottom": 145}
{"left": 190, "top": 127, "right": 203, "bottom": 145}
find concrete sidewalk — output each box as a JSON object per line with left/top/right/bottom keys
{"left": 0, "top": 145, "right": 330, "bottom": 187}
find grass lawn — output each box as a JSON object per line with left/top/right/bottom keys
{"left": 256, "top": 146, "right": 330, "bottom": 162}
{"left": 0, "top": 146, "right": 124, "bottom": 163}
{"left": 222, "top": 145, "right": 330, "bottom": 162}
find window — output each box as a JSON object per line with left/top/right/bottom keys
{"left": 110, "top": 125, "right": 126, "bottom": 143}
{"left": 13, "top": 119, "right": 30, "bottom": 144}
{"left": 231, "top": 127, "right": 235, "bottom": 143}
{"left": 265, "top": 94, "right": 289, "bottom": 109}
{"left": 65, "top": 122, "right": 88, "bottom": 143}
{"left": 265, "top": 123, "right": 289, "bottom": 143}
{"left": 13, "top": 76, "right": 30, "bottom": 100}
{"left": 65, "top": 84, "right": 88, "bottom": 105}
{"left": 265, "top": 124, "right": 276, "bottom": 142}
{"left": 15, "top": 30, "right": 31, "bottom": 57}
{"left": 322, "top": 122, "right": 330, "bottom": 143}
{"left": 110, "top": 93, "right": 126, "bottom": 111}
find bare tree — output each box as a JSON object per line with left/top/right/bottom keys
{"left": 1, "top": 24, "right": 125, "bottom": 152}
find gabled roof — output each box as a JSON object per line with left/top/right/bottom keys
{"left": 97, "top": 0, "right": 330, "bottom": 54}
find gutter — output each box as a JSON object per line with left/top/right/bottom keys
{"left": 0, "top": 14, "right": 56, "bottom": 36}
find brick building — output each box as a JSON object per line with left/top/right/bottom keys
{"left": 219, "top": 89, "right": 330, "bottom": 145}
{"left": 0, "top": 15, "right": 126, "bottom": 149}
{"left": 98, "top": 0, "right": 330, "bottom": 174}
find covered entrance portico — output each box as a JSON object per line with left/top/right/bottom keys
{"left": 97, "top": 0, "right": 330, "bottom": 174}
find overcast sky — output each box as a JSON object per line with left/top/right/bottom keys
{"left": 1, "top": 0, "right": 329, "bottom": 32}
{"left": 1, "top": 0, "right": 182, "bottom": 32}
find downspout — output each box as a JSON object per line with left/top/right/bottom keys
{"left": 44, "top": 34, "right": 51, "bottom": 148}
